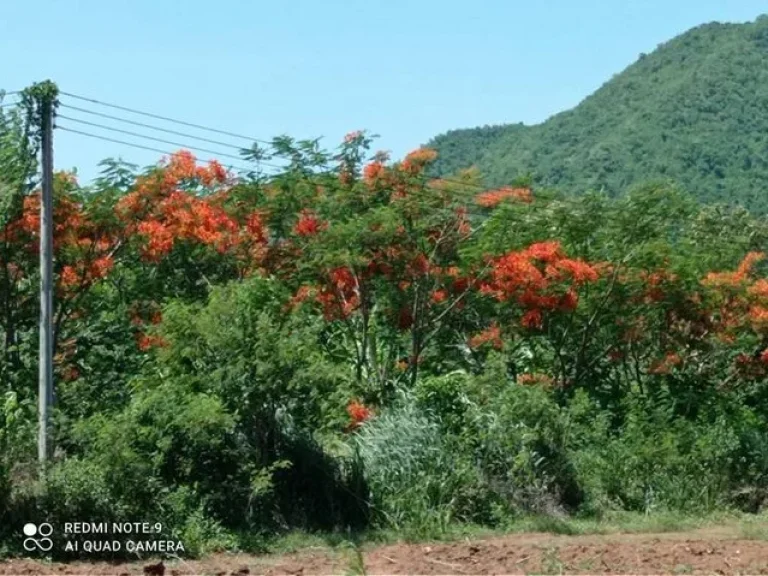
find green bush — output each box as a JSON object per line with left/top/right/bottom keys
{"left": 566, "top": 389, "right": 767, "bottom": 515}
{"left": 0, "top": 390, "right": 36, "bottom": 543}
{"left": 466, "top": 381, "right": 582, "bottom": 516}
{"left": 144, "top": 277, "right": 366, "bottom": 532}
{"left": 352, "top": 393, "right": 492, "bottom": 536}
{"left": 41, "top": 276, "right": 368, "bottom": 550}
{"left": 158, "top": 486, "right": 238, "bottom": 556}
{"left": 407, "top": 369, "right": 768, "bottom": 521}
{"left": 41, "top": 458, "right": 125, "bottom": 522}
{"left": 67, "top": 380, "right": 245, "bottom": 523}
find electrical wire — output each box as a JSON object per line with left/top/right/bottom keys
{"left": 59, "top": 104, "right": 262, "bottom": 153}
{"left": 56, "top": 126, "right": 265, "bottom": 175}
{"left": 58, "top": 92, "right": 485, "bottom": 192}
{"left": 60, "top": 90, "right": 274, "bottom": 145}
{"left": 57, "top": 114, "right": 258, "bottom": 165}
{"left": 57, "top": 93, "right": 489, "bottom": 191}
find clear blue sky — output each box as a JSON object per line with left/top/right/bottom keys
{"left": 2, "top": 0, "right": 766, "bottom": 183}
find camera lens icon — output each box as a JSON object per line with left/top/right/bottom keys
{"left": 23, "top": 523, "right": 53, "bottom": 552}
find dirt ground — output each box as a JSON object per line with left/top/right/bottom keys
{"left": 2, "top": 525, "right": 768, "bottom": 575}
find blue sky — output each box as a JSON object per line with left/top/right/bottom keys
{"left": 1, "top": 0, "right": 766, "bottom": 183}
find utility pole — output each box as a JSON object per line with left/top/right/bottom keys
{"left": 38, "top": 88, "right": 55, "bottom": 467}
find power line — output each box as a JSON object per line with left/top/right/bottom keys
{"left": 60, "top": 90, "right": 275, "bottom": 146}
{"left": 55, "top": 127, "right": 570, "bottom": 226}
{"left": 59, "top": 103, "right": 258, "bottom": 153}
{"left": 56, "top": 116, "right": 306, "bottom": 175}
{"left": 56, "top": 125, "right": 265, "bottom": 175}
{"left": 54, "top": 106, "right": 373, "bottom": 182}
{"left": 57, "top": 97, "right": 357, "bottom": 177}
{"left": 57, "top": 114, "right": 255, "bottom": 165}
{"left": 54, "top": 116, "right": 342, "bottom": 182}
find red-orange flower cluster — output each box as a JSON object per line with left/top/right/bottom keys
{"left": 482, "top": 241, "right": 599, "bottom": 329}
{"left": 649, "top": 352, "right": 683, "bottom": 375}
{"left": 59, "top": 256, "right": 114, "bottom": 289}
{"left": 114, "top": 151, "right": 269, "bottom": 266}
{"left": 363, "top": 160, "right": 386, "bottom": 186}
{"left": 315, "top": 267, "right": 360, "bottom": 320}
{"left": 468, "top": 323, "right": 503, "bottom": 349}
{"left": 701, "top": 252, "right": 768, "bottom": 345}
{"left": 703, "top": 252, "right": 764, "bottom": 288}
{"left": 400, "top": 148, "right": 438, "bottom": 174}
{"left": 475, "top": 186, "right": 533, "bottom": 207}
{"left": 136, "top": 333, "right": 167, "bottom": 351}
{"left": 293, "top": 210, "right": 326, "bottom": 237}
{"left": 517, "top": 372, "right": 554, "bottom": 387}
{"left": 346, "top": 400, "right": 373, "bottom": 431}
{"left": 6, "top": 186, "right": 119, "bottom": 296}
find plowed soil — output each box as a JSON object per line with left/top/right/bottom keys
{"left": 2, "top": 525, "right": 768, "bottom": 575}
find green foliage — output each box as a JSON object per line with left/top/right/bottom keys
{"left": 47, "top": 274, "right": 368, "bottom": 548}
{"left": 429, "top": 16, "right": 768, "bottom": 213}
{"left": 352, "top": 393, "right": 489, "bottom": 537}
{"left": 156, "top": 275, "right": 355, "bottom": 434}
{"left": 469, "top": 382, "right": 582, "bottom": 514}
{"left": 0, "top": 102, "right": 36, "bottom": 228}
{"left": 157, "top": 486, "right": 238, "bottom": 556}
{"left": 40, "top": 458, "right": 126, "bottom": 524}
{"left": 0, "top": 390, "right": 35, "bottom": 538}
{"left": 353, "top": 364, "right": 768, "bottom": 536}
{"left": 568, "top": 391, "right": 768, "bottom": 515}
{"left": 3, "top": 103, "right": 768, "bottom": 559}
{"left": 0, "top": 96, "right": 39, "bottom": 389}
{"left": 67, "top": 380, "right": 240, "bottom": 526}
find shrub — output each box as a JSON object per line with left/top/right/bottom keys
{"left": 352, "top": 393, "right": 491, "bottom": 536}
{"left": 466, "top": 380, "right": 583, "bottom": 516}
{"left": 566, "top": 389, "right": 762, "bottom": 514}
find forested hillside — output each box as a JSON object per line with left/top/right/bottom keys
{"left": 428, "top": 15, "right": 768, "bottom": 212}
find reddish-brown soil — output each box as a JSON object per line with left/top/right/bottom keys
{"left": 2, "top": 526, "right": 768, "bottom": 575}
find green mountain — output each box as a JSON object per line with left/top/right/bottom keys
{"left": 427, "top": 15, "right": 768, "bottom": 212}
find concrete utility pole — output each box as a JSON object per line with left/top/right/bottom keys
{"left": 38, "top": 90, "right": 54, "bottom": 467}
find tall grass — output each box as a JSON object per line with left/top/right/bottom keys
{"left": 351, "top": 396, "right": 474, "bottom": 538}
